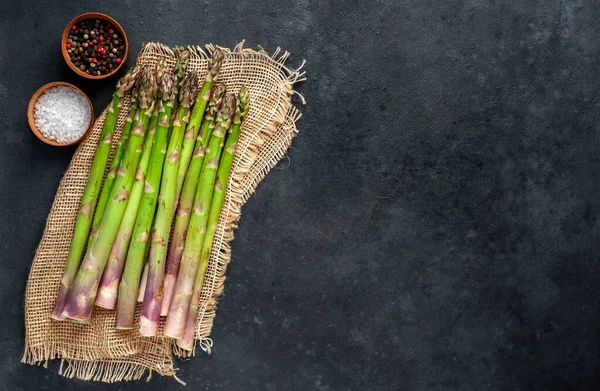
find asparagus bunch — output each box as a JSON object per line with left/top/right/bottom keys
{"left": 178, "top": 87, "right": 249, "bottom": 350}
{"left": 116, "top": 65, "right": 175, "bottom": 329}
{"left": 51, "top": 67, "right": 139, "bottom": 320}
{"left": 161, "top": 83, "right": 226, "bottom": 316}
{"left": 62, "top": 66, "right": 158, "bottom": 322}
{"left": 164, "top": 94, "right": 236, "bottom": 338}
{"left": 54, "top": 50, "right": 252, "bottom": 347}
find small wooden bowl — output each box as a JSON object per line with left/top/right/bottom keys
{"left": 27, "top": 82, "right": 95, "bottom": 146}
{"left": 61, "top": 12, "right": 129, "bottom": 79}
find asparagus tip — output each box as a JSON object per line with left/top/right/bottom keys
{"left": 116, "top": 66, "right": 141, "bottom": 96}
{"left": 238, "top": 86, "right": 250, "bottom": 114}
{"left": 178, "top": 49, "right": 191, "bottom": 61}
{"left": 160, "top": 70, "right": 175, "bottom": 101}
{"left": 139, "top": 65, "right": 158, "bottom": 107}
{"left": 211, "top": 48, "right": 225, "bottom": 64}
{"left": 180, "top": 72, "right": 198, "bottom": 107}
{"left": 207, "top": 48, "right": 225, "bottom": 80}
{"left": 222, "top": 93, "right": 237, "bottom": 117}
{"left": 212, "top": 83, "right": 227, "bottom": 104}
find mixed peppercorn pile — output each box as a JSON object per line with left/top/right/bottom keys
{"left": 66, "top": 19, "right": 125, "bottom": 76}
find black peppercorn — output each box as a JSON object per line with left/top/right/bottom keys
{"left": 67, "top": 18, "right": 125, "bottom": 75}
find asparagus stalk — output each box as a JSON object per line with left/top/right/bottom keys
{"left": 139, "top": 73, "right": 198, "bottom": 336}
{"left": 94, "top": 107, "right": 160, "bottom": 309}
{"left": 161, "top": 83, "right": 226, "bottom": 316}
{"left": 51, "top": 67, "right": 139, "bottom": 320}
{"left": 137, "top": 231, "right": 154, "bottom": 303}
{"left": 175, "top": 49, "right": 225, "bottom": 202}
{"left": 61, "top": 66, "right": 158, "bottom": 322}
{"left": 164, "top": 94, "right": 236, "bottom": 338}
{"left": 137, "top": 190, "right": 157, "bottom": 303}
{"left": 137, "top": 260, "right": 149, "bottom": 302}
{"left": 178, "top": 87, "right": 249, "bottom": 350}
{"left": 172, "top": 49, "right": 190, "bottom": 114}
{"left": 88, "top": 87, "right": 139, "bottom": 250}
{"left": 116, "top": 68, "right": 175, "bottom": 329}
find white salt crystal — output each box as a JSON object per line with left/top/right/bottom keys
{"left": 34, "top": 86, "right": 91, "bottom": 144}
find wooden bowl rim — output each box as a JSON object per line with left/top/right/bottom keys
{"left": 61, "top": 12, "right": 129, "bottom": 80}
{"left": 27, "top": 81, "right": 95, "bottom": 147}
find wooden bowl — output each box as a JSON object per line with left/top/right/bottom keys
{"left": 27, "top": 82, "right": 95, "bottom": 146}
{"left": 61, "top": 12, "right": 129, "bottom": 80}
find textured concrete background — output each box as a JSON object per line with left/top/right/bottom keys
{"left": 1, "top": 1, "right": 600, "bottom": 390}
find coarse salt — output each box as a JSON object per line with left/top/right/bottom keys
{"left": 34, "top": 86, "right": 91, "bottom": 144}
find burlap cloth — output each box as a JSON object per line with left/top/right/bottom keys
{"left": 22, "top": 42, "right": 305, "bottom": 383}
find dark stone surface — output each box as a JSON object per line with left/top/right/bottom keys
{"left": 1, "top": 0, "right": 600, "bottom": 390}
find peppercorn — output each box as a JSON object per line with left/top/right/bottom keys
{"left": 66, "top": 18, "right": 125, "bottom": 75}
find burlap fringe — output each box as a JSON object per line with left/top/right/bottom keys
{"left": 23, "top": 41, "right": 305, "bottom": 381}
{"left": 58, "top": 358, "right": 149, "bottom": 383}
{"left": 22, "top": 345, "right": 176, "bottom": 383}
